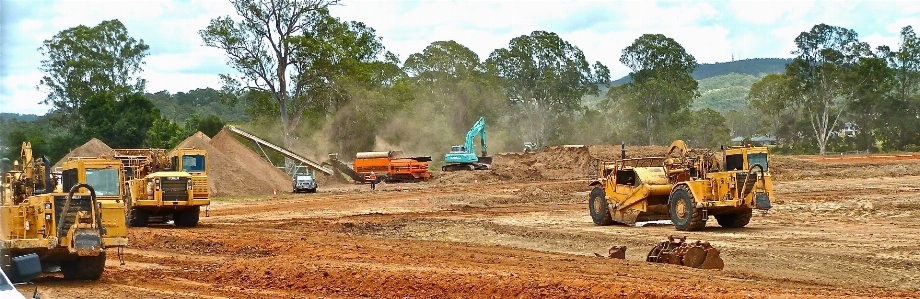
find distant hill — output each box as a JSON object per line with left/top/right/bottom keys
{"left": 611, "top": 58, "right": 792, "bottom": 86}
{"left": 0, "top": 113, "right": 40, "bottom": 122}
{"left": 692, "top": 73, "right": 762, "bottom": 112}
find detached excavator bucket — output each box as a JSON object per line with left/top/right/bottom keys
{"left": 646, "top": 236, "right": 724, "bottom": 270}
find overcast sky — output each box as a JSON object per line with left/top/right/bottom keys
{"left": 1, "top": 0, "right": 918, "bottom": 115}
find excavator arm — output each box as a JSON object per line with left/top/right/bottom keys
{"left": 464, "top": 117, "right": 488, "bottom": 156}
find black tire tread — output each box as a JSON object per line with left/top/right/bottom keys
{"left": 715, "top": 209, "right": 753, "bottom": 228}
{"left": 589, "top": 187, "right": 614, "bottom": 226}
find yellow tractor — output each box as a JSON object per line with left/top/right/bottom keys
{"left": 588, "top": 140, "right": 773, "bottom": 231}
{"left": 112, "top": 148, "right": 209, "bottom": 227}
{"left": 1, "top": 143, "right": 128, "bottom": 280}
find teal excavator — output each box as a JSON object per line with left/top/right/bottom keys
{"left": 442, "top": 117, "right": 492, "bottom": 171}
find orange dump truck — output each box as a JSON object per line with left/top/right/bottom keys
{"left": 353, "top": 151, "right": 431, "bottom": 183}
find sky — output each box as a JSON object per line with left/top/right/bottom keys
{"left": 1, "top": 0, "right": 918, "bottom": 116}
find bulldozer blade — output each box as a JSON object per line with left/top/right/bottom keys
{"left": 682, "top": 247, "right": 707, "bottom": 268}
{"left": 73, "top": 229, "right": 102, "bottom": 257}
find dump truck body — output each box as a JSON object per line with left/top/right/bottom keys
{"left": 588, "top": 141, "right": 774, "bottom": 231}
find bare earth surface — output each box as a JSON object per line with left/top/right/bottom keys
{"left": 21, "top": 149, "right": 920, "bottom": 299}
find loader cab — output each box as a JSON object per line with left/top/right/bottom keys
{"left": 615, "top": 170, "right": 638, "bottom": 186}
{"left": 176, "top": 154, "right": 206, "bottom": 174}
{"left": 723, "top": 147, "right": 770, "bottom": 172}
{"left": 60, "top": 159, "right": 124, "bottom": 199}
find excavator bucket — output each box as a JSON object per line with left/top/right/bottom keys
{"left": 646, "top": 236, "right": 724, "bottom": 270}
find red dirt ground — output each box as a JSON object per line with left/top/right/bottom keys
{"left": 21, "top": 147, "right": 920, "bottom": 299}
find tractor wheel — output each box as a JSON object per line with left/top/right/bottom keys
{"left": 174, "top": 206, "right": 200, "bottom": 227}
{"left": 61, "top": 252, "right": 106, "bottom": 281}
{"left": 669, "top": 186, "right": 707, "bottom": 231}
{"left": 129, "top": 208, "right": 150, "bottom": 227}
{"left": 715, "top": 209, "right": 753, "bottom": 228}
{"left": 589, "top": 187, "right": 614, "bottom": 225}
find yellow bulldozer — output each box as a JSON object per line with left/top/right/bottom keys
{"left": 1, "top": 142, "right": 128, "bottom": 281}
{"left": 112, "top": 148, "right": 209, "bottom": 227}
{"left": 588, "top": 140, "right": 773, "bottom": 231}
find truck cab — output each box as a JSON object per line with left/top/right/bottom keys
{"left": 293, "top": 174, "right": 317, "bottom": 193}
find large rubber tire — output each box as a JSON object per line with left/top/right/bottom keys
{"left": 589, "top": 187, "right": 614, "bottom": 225}
{"left": 715, "top": 209, "right": 753, "bottom": 228}
{"left": 174, "top": 206, "right": 200, "bottom": 227}
{"left": 669, "top": 187, "right": 707, "bottom": 231}
{"left": 129, "top": 208, "right": 150, "bottom": 227}
{"left": 61, "top": 252, "right": 106, "bottom": 281}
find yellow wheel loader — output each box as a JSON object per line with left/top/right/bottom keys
{"left": 1, "top": 144, "right": 127, "bottom": 281}
{"left": 588, "top": 140, "right": 774, "bottom": 231}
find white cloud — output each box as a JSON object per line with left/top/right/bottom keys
{"left": 2, "top": 0, "right": 917, "bottom": 115}
{"left": 0, "top": 71, "right": 52, "bottom": 115}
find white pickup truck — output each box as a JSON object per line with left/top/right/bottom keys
{"left": 293, "top": 174, "right": 318, "bottom": 193}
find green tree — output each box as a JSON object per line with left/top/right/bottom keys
{"left": 747, "top": 73, "right": 795, "bottom": 139}
{"left": 200, "top": 0, "right": 400, "bottom": 152}
{"left": 398, "top": 40, "right": 505, "bottom": 150}
{"left": 486, "top": 31, "right": 610, "bottom": 146}
{"left": 614, "top": 34, "right": 699, "bottom": 145}
{"left": 874, "top": 26, "right": 920, "bottom": 150}
{"left": 38, "top": 19, "right": 149, "bottom": 129}
{"left": 786, "top": 24, "right": 871, "bottom": 154}
{"left": 145, "top": 117, "right": 185, "bottom": 149}
{"left": 79, "top": 92, "right": 159, "bottom": 148}
{"left": 683, "top": 108, "right": 730, "bottom": 149}
{"left": 197, "top": 115, "right": 226, "bottom": 138}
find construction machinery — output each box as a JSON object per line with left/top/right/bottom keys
{"left": 325, "top": 152, "right": 431, "bottom": 184}
{"left": 646, "top": 235, "right": 724, "bottom": 270}
{"left": 588, "top": 140, "right": 773, "bottom": 231}
{"left": 443, "top": 117, "right": 492, "bottom": 171}
{"left": 1, "top": 143, "right": 128, "bottom": 281}
{"left": 224, "top": 125, "right": 333, "bottom": 176}
{"left": 523, "top": 142, "right": 541, "bottom": 153}
{"left": 113, "top": 148, "right": 209, "bottom": 227}
{"left": 354, "top": 151, "right": 431, "bottom": 183}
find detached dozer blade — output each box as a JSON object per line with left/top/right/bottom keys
{"left": 646, "top": 236, "right": 724, "bottom": 270}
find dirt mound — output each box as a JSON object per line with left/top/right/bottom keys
{"left": 52, "top": 138, "right": 113, "bottom": 168}
{"left": 174, "top": 131, "right": 212, "bottom": 150}
{"left": 208, "top": 129, "right": 292, "bottom": 196}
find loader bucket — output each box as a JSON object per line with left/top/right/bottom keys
{"left": 646, "top": 236, "right": 723, "bottom": 270}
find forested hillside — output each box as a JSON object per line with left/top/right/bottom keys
{"left": 0, "top": 113, "right": 40, "bottom": 122}
{"left": 610, "top": 58, "right": 791, "bottom": 85}
{"left": 693, "top": 73, "right": 762, "bottom": 113}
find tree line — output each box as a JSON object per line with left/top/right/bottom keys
{"left": 4, "top": 0, "right": 920, "bottom": 166}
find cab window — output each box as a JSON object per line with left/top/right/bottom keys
{"left": 182, "top": 155, "right": 206, "bottom": 172}
{"left": 747, "top": 153, "right": 768, "bottom": 171}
